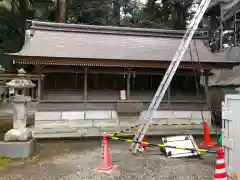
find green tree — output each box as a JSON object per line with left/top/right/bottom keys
{"left": 121, "top": 0, "right": 193, "bottom": 29}
{"left": 67, "top": 0, "right": 113, "bottom": 25}
{"left": 0, "top": 0, "right": 55, "bottom": 71}
{"left": 0, "top": 0, "right": 34, "bottom": 71}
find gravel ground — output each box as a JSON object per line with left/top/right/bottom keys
{"left": 0, "top": 138, "right": 217, "bottom": 180}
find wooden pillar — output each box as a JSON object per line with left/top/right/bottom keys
{"left": 167, "top": 85, "right": 171, "bottom": 105}
{"left": 200, "top": 71, "right": 209, "bottom": 102}
{"left": 220, "top": 3, "right": 223, "bottom": 49}
{"left": 75, "top": 72, "right": 78, "bottom": 88}
{"left": 35, "top": 65, "right": 43, "bottom": 102}
{"left": 27, "top": 88, "right": 29, "bottom": 96}
{"left": 126, "top": 71, "right": 131, "bottom": 100}
{"left": 84, "top": 68, "right": 88, "bottom": 108}
{"left": 234, "top": 14, "right": 237, "bottom": 46}
{"left": 22, "top": 89, "right": 26, "bottom": 96}
{"left": 31, "top": 87, "right": 34, "bottom": 100}
{"left": 204, "top": 73, "right": 209, "bottom": 93}
{"left": 3, "top": 80, "right": 6, "bottom": 102}
{"left": 37, "top": 75, "right": 41, "bottom": 102}
{"left": 150, "top": 75, "right": 152, "bottom": 89}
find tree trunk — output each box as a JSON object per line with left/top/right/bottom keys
{"left": 55, "top": 0, "right": 66, "bottom": 23}
{"left": 112, "top": 0, "right": 120, "bottom": 26}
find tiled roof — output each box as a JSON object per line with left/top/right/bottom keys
{"left": 210, "top": 66, "right": 240, "bottom": 86}
{"left": 8, "top": 20, "right": 236, "bottom": 63}
{"left": 209, "top": 47, "right": 240, "bottom": 86}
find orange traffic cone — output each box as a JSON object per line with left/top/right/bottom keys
{"left": 234, "top": 172, "right": 239, "bottom": 180}
{"left": 214, "top": 148, "right": 227, "bottom": 180}
{"left": 138, "top": 136, "right": 147, "bottom": 152}
{"left": 140, "top": 136, "right": 147, "bottom": 148}
{"left": 201, "top": 120, "right": 216, "bottom": 147}
{"left": 95, "top": 133, "right": 117, "bottom": 174}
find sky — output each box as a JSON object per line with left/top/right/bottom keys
{"left": 139, "top": 0, "right": 147, "bottom": 3}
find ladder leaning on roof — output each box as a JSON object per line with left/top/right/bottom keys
{"left": 129, "top": 0, "right": 213, "bottom": 155}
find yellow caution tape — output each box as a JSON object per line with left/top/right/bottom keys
{"left": 110, "top": 122, "right": 203, "bottom": 137}
{"left": 153, "top": 122, "right": 203, "bottom": 126}
{"left": 110, "top": 124, "right": 141, "bottom": 137}
{"left": 108, "top": 136, "right": 216, "bottom": 154}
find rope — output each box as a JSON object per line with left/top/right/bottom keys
{"left": 193, "top": 40, "right": 220, "bottom": 136}
{"left": 189, "top": 45, "right": 204, "bottom": 124}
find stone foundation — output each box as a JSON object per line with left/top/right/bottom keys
{"left": 31, "top": 110, "right": 212, "bottom": 138}
{"left": 0, "top": 138, "right": 36, "bottom": 158}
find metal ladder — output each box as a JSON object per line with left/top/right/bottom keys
{"left": 130, "top": 0, "right": 212, "bottom": 154}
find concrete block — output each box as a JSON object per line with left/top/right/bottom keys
{"left": 166, "top": 119, "right": 194, "bottom": 124}
{"left": 119, "top": 121, "right": 141, "bottom": 127}
{"left": 172, "top": 111, "right": 192, "bottom": 119}
{"left": 61, "top": 111, "right": 85, "bottom": 120}
{"left": 140, "top": 111, "right": 173, "bottom": 119}
{"left": 33, "top": 127, "right": 77, "bottom": 134}
{"left": 99, "top": 127, "right": 118, "bottom": 133}
{"left": 33, "top": 132, "right": 83, "bottom": 138}
{"left": 76, "top": 128, "right": 88, "bottom": 136}
{"left": 153, "top": 111, "right": 173, "bottom": 119}
{"left": 0, "top": 138, "right": 36, "bottom": 158}
{"left": 35, "top": 112, "right": 61, "bottom": 121}
{"left": 111, "top": 111, "right": 118, "bottom": 120}
{"left": 67, "top": 120, "right": 93, "bottom": 128}
{"left": 93, "top": 120, "right": 117, "bottom": 127}
{"left": 191, "top": 111, "right": 211, "bottom": 120}
{"left": 34, "top": 120, "right": 63, "bottom": 126}
{"left": 85, "top": 127, "right": 101, "bottom": 136}
{"left": 85, "top": 111, "right": 112, "bottom": 120}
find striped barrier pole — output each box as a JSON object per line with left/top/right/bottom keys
{"left": 108, "top": 136, "right": 216, "bottom": 154}
{"left": 110, "top": 122, "right": 204, "bottom": 137}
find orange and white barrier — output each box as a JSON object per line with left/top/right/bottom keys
{"left": 214, "top": 148, "right": 227, "bottom": 180}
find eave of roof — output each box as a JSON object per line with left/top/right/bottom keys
{"left": 13, "top": 56, "right": 238, "bottom": 69}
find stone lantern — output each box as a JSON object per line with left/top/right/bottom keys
{"left": 4, "top": 68, "right": 36, "bottom": 142}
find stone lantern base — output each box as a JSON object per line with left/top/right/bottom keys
{"left": 0, "top": 95, "right": 37, "bottom": 158}
{"left": 0, "top": 138, "right": 36, "bottom": 158}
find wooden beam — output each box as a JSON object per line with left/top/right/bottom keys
{"left": 84, "top": 68, "right": 88, "bottom": 109}
{"left": 13, "top": 56, "right": 239, "bottom": 70}
{"left": 40, "top": 67, "right": 213, "bottom": 76}
{"left": 0, "top": 73, "right": 39, "bottom": 77}
{"left": 126, "top": 71, "right": 131, "bottom": 99}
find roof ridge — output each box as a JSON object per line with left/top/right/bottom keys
{"left": 27, "top": 20, "right": 202, "bottom": 38}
